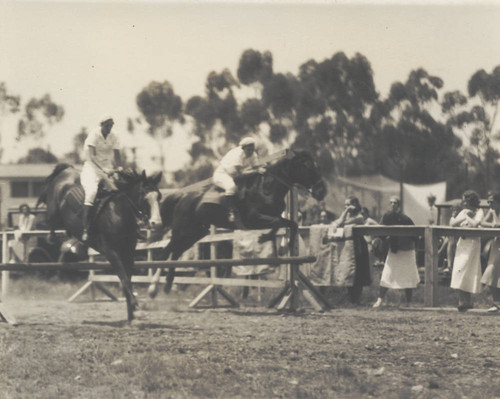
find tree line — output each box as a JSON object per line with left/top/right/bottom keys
{"left": 2, "top": 49, "right": 500, "bottom": 199}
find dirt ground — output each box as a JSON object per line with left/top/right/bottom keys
{"left": 0, "top": 280, "right": 499, "bottom": 399}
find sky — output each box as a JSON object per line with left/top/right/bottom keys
{"left": 1, "top": 0, "right": 500, "bottom": 173}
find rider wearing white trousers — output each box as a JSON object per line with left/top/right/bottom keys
{"left": 81, "top": 114, "right": 122, "bottom": 241}
{"left": 213, "top": 137, "right": 260, "bottom": 226}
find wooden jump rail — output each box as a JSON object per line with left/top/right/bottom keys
{"left": 0, "top": 256, "right": 317, "bottom": 272}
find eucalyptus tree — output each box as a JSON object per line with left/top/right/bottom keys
{"left": 17, "top": 148, "right": 58, "bottom": 164}
{"left": 373, "top": 68, "right": 462, "bottom": 184}
{"left": 0, "top": 82, "right": 20, "bottom": 160}
{"left": 179, "top": 69, "right": 243, "bottom": 185}
{"left": 17, "top": 94, "right": 64, "bottom": 141}
{"left": 459, "top": 66, "right": 500, "bottom": 191}
{"left": 293, "top": 52, "right": 379, "bottom": 177}
{"left": 136, "top": 80, "right": 183, "bottom": 172}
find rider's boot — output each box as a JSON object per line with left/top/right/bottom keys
{"left": 225, "top": 195, "right": 244, "bottom": 229}
{"left": 81, "top": 204, "right": 93, "bottom": 243}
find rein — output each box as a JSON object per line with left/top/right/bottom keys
{"left": 120, "top": 192, "right": 152, "bottom": 228}
{"left": 263, "top": 169, "right": 316, "bottom": 198}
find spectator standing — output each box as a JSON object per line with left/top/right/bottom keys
{"left": 372, "top": 196, "right": 420, "bottom": 308}
{"left": 480, "top": 192, "right": 500, "bottom": 312}
{"left": 450, "top": 190, "right": 484, "bottom": 312}
{"left": 324, "top": 196, "right": 371, "bottom": 303}
{"left": 9, "top": 203, "right": 36, "bottom": 263}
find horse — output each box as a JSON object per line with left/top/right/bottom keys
{"left": 148, "top": 149, "right": 327, "bottom": 298}
{"left": 37, "top": 163, "right": 163, "bottom": 322}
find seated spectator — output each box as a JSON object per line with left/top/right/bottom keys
{"left": 372, "top": 196, "right": 420, "bottom": 308}
{"left": 450, "top": 190, "right": 483, "bottom": 312}
{"left": 9, "top": 204, "right": 36, "bottom": 263}
{"left": 480, "top": 192, "right": 500, "bottom": 312}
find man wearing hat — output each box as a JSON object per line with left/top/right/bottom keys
{"left": 213, "top": 137, "right": 260, "bottom": 227}
{"left": 80, "top": 115, "right": 123, "bottom": 242}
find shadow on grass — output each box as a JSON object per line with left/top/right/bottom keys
{"left": 81, "top": 320, "right": 186, "bottom": 329}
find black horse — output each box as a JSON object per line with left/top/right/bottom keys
{"left": 148, "top": 150, "right": 326, "bottom": 298}
{"left": 37, "top": 163, "right": 162, "bottom": 321}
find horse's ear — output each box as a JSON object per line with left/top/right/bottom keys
{"left": 150, "top": 172, "right": 163, "bottom": 186}
{"left": 141, "top": 170, "right": 147, "bottom": 180}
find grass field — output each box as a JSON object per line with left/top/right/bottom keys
{"left": 0, "top": 276, "right": 498, "bottom": 399}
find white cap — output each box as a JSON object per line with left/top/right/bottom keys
{"left": 239, "top": 137, "right": 256, "bottom": 147}
{"left": 99, "top": 114, "right": 114, "bottom": 124}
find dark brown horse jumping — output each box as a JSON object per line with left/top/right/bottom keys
{"left": 37, "top": 164, "right": 162, "bottom": 321}
{"left": 148, "top": 150, "right": 326, "bottom": 298}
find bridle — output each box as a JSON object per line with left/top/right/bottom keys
{"left": 262, "top": 155, "right": 322, "bottom": 198}
{"left": 117, "top": 180, "right": 160, "bottom": 229}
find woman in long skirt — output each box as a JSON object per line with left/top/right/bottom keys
{"left": 450, "top": 190, "right": 484, "bottom": 312}
{"left": 372, "top": 196, "right": 420, "bottom": 308}
{"left": 480, "top": 192, "right": 500, "bottom": 312}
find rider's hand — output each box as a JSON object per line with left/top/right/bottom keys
{"left": 257, "top": 167, "right": 266, "bottom": 174}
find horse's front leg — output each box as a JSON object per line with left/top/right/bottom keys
{"left": 105, "top": 249, "right": 137, "bottom": 322}
{"left": 257, "top": 215, "right": 298, "bottom": 247}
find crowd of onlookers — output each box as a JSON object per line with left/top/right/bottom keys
{"left": 302, "top": 190, "right": 500, "bottom": 313}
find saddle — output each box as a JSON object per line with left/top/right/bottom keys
{"left": 199, "top": 185, "right": 227, "bottom": 207}
{"left": 61, "top": 183, "right": 116, "bottom": 226}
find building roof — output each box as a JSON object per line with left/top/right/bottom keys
{"left": 0, "top": 163, "right": 58, "bottom": 179}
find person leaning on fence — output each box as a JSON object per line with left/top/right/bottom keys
{"left": 80, "top": 114, "right": 123, "bottom": 242}
{"left": 361, "top": 207, "right": 378, "bottom": 269}
{"left": 372, "top": 196, "right": 420, "bottom": 308}
{"left": 480, "top": 192, "right": 500, "bottom": 312}
{"left": 324, "top": 196, "right": 371, "bottom": 303}
{"left": 8, "top": 203, "right": 36, "bottom": 263}
{"left": 440, "top": 204, "right": 462, "bottom": 274}
{"left": 450, "top": 190, "right": 484, "bottom": 312}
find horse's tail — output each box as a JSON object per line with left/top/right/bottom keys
{"left": 36, "top": 163, "right": 73, "bottom": 209}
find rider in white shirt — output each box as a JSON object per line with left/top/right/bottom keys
{"left": 213, "top": 137, "right": 260, "bottom": 226}
{"left": 80, "top": 115, "right": 123, "bottom": 241}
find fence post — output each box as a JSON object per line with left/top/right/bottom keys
{"left": 209, "top": 226, "right": 218, "bottom": 306}
{"left": 424, "top": 226, "right": 439, "bottom": 307}
{"left": 147, "top": 230, "right": 153, "bottom": 279}
{"left": 289, "top": 186, "right": 299, "bottom": 310}
{"left": 2, "top": 232, "right": 9, "bottom": 298}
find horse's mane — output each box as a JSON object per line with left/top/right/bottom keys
{"left": 36, "top": 163, "right": 74, "bottom": 208}
{"left": 113, "top": 169, "right": 147, "bottom": 192}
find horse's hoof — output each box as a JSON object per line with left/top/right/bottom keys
{"left": 134, "top": 309, "right": 146, "bottom": 320}
{"left": 163, "top": 284, "right": 172, "bottom": 295}
{"left": 148, "top": 284, "right": 158, "bottom": 299}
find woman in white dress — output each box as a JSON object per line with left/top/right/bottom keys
{"left": 450, "top": 190, "right": 483, "bottom": 312}
{"left": 480, "top": 192, "right": 500, "bottom": 312}
{"left": 8, "top": 203, "right": 36, "bottom": 262}
{"left": 372, "top": 196, "right": 420, "bottom": 308}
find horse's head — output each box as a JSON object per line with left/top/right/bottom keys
{"left": 288, "top": 150, "right": 327, "bottom": 201}
{"left": 114, "top": 169, "right": 163, "bottom": 230}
